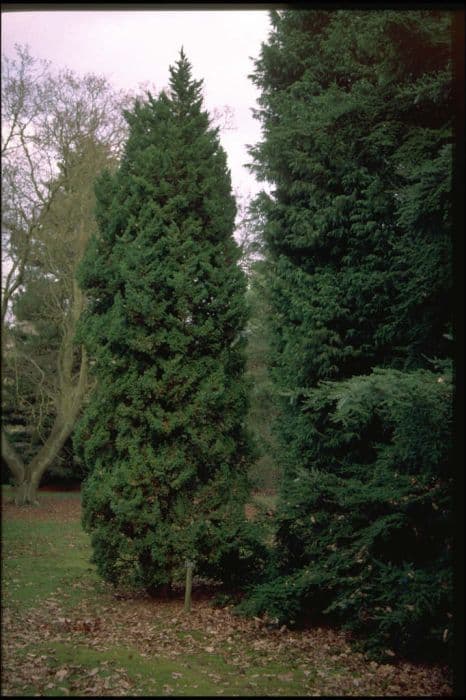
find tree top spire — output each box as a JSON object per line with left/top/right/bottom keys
{"left": 168, "top": 48, "right": 203, "bottom": 111}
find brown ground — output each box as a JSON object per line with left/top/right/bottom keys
{"left": 1, "top": 490, "right": 455, "bottom": 696}
{"left": 2, "top": 491, "right": 82, "bottom": 522}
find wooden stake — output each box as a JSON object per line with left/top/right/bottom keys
{"left": 184, "top": 559, "right": 194, "bottom": 612}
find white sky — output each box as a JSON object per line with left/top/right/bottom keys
{"left": 1, "top": 8, "right": 272, "bottom": 200}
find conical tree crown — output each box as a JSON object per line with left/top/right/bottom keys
{"left": 74, "top": 52, "right": 265, "bottom": 595}
{"left": 169, "top": 47, "right": 204, "bottom": 114}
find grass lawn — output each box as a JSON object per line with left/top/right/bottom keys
{"left": 1, "top": 485, "right": 452, "bottom": 696}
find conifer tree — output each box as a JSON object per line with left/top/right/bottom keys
{"left": 241, "top": 10, "right": 454, "bottom": 660}
{"left": 74, "top": 51, "right": 264, "bottom": 593}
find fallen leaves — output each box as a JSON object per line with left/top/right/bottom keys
{"left": 55, "top": 616, "right": 102, "bottom": 634}
{"left": 2, "top": 595, "right": 454, "bottom": 697}
{"left": 55, "top": 668, "right": 69, "bottom": 681}
{"left": 1, "top": 489, "right": 454, "bottom": 697}
{"left": 2, "top": 491, "right": 81, "bottom": 523}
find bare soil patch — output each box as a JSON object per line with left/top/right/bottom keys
{"left": 2, "top": 490, "right": 81, "bottom": 523}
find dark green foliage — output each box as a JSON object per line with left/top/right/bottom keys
{"left": 74, "top": 51, "right": 262, "bottom": 593}
{"left": 250, "top": 9, "right": 452, "bottom": 396}
{"left": 194, "top": 514, "right": 270, "bottom": 591}
{"left": 239, "top": 365, "right": 453, "bottom": 660}
{"left": 244, "top": 9, "right": 454, "bottom": 661}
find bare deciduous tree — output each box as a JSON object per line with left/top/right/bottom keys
{"left": 1, "top": 45, "right": 127, "bottom": 504}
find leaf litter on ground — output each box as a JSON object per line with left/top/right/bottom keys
{"left": 1, "top": 489, "right": 453, "bottom": 696}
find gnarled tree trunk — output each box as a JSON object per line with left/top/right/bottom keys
{"left": 2, "top": 347, "right": 88, "bottom": 505}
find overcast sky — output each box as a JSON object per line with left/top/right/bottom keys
{"left": 1, "top": 8, "right": 272, "bottom": 200}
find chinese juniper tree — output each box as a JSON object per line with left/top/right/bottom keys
{"left": 74, "top": 51, "right": 265, "bottom": 594}
{"left": 239, "top": 10, "right": 454, "bottom": 661}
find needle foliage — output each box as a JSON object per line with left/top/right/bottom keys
{"left": 74, "top": 51, "right": 265, "bottom": 594}
{"left": 240, "top": 10, "right": 454, "bottom": 661}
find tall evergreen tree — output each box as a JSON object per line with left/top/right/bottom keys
{"left": 240, "top": 10, "right": 454, "bottom": 661}
{"left": 74, "top": 51, "right": 265, "bottom": 594}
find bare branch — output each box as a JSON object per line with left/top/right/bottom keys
{"left": 1, "top": 44, "right": 127, "bottom": 501}
{"left": 1, "top": 427, "right": 25, "bottom": 484}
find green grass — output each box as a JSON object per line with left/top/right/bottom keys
{"left": 2, "top": 505, "right": 103, "bottom": 612}
{"left": 1, "top": 488, "right": 316, "bottom": 696}
{"left": 2, "top": 486, "right": 449, "bottom": 696}
{"left": 12, "top": 638, "right": 315, "bottom": 696}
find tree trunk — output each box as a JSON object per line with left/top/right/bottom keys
{"left": 5, "top": 416, "right": 79, "bottom": 505}
{"left": 1, "top": 428, "right": 25, "bottom": 486}
{"left": 2, "top": 348, "right": 88, "bottom": 505}
{"left": 13, "top": 478, "right": 39, "bottom": 506}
